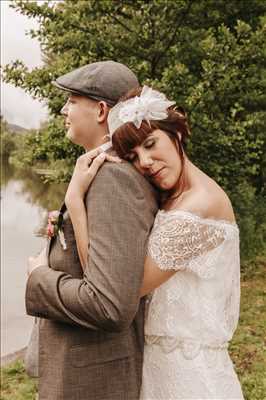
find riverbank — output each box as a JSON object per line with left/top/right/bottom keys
{"left": 1, "top": 257, "right": 265, "bottom": 400}
{"left": 1, "top": 348, "right": 26, "bottom": 368}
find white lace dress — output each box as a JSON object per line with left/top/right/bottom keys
{"left": 140, "top": 210, "right": 244, "bottom": 400}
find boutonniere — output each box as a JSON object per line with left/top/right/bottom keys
{"left": 46, "top": 210, "right": 67, "bottom": 250}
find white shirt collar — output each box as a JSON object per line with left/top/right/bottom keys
{"left": 98, "top": 141, "right": 112, "bottom": 152}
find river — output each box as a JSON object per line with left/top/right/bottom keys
{"left": 1, "top": 160, "right": 67, "bottom": 357}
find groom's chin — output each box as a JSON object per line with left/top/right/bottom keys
{"left": 66, "top": 129, "right": 79, "bottom": 145}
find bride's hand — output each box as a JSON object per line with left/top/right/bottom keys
{"left": 65, "top": 149, "right": 121, "bottom": 204}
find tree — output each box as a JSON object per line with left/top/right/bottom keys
{"left": 3, "top": 0, "right": 266, "bottom": 259}
{"left": 0, "top": 117, "right": 21, "bottom": 158}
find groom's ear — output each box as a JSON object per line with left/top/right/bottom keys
{"left": 97, "top": 101, "right": 110, "bottom": 124}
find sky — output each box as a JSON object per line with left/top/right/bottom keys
{"left": 1, "top": 0, "right": 48, "bottom": 129}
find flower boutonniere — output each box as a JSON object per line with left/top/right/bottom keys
{"left": 46, "top": 210, "right": 67, "bottom": 250}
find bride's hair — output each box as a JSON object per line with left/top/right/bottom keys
{"left": 112, "top": 86, "right": 191, "bottom": 204}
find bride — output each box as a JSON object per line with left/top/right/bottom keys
{"left": 65, "top": 86, "right": 244, "bottom": 399}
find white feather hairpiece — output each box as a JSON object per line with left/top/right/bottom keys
{"left": 107, "top": 86, "right": 175, "bottom": 140}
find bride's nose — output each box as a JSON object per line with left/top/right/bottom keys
{"left": 138, "top": 152, "right": 153, "bottom": 169}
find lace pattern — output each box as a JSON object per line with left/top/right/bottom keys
{"left": 148, "top": 210, "right": 232, "bottom": 273}
{"left": 141, "top": 342, "right": 244, "bottom": 399}
{"left": 141, "top": 210, "right": 243, "bottom": 399}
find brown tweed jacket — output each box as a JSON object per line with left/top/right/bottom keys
{"left": 26, "top": 161, "right": 157, "bottom": 400}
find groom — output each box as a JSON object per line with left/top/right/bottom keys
{"left": 26, "top": 61, "right": 158, "bottom": 399}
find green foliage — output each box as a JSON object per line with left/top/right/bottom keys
{"left": 2, "top": 0, "right": 266, "bottom": 260}
{"left": 0, "top": 360, "right": 37, "bottom": 399}
{"left": 1, "top": 131, "right": 16, "bottom": 159}
{"left": 9, "top": 117, "right": 81, "bottom": 181}
{"left": 185, "top": 19, "right": 266, "bottom": 193}
{"left": 0, "top": 118, "right": 22, "bottom": 158}
{"left": 231, "top": 183, "right": 266, "bottom": 261}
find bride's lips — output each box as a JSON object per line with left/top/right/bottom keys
{"left": 149, "top": 167, "right": 165, "bottom": 180}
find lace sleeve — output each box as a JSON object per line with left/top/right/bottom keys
{"left": 148, "top": 211, "right": 226, "bottom": 271}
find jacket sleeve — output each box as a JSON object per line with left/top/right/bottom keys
{"left": 25, "top": 163, "right": 157, "bottom": 331}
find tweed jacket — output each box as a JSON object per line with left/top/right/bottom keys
{"left": 26, "top": 161, "right": 158, "bottom": 400}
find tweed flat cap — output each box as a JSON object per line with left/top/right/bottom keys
{"left": 53, "top": 61, "right": 139, "bottom": 106}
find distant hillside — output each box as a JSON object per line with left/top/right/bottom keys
{"left": 6, "top": 123, "right": 28, "bottom": 134}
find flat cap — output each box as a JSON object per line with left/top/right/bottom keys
{"left": 53, "top": 61, "right": 139, "bottom": 106}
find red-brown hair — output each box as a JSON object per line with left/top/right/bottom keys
{"left": 112, "top": 86, "right": 191, "bottom": 205}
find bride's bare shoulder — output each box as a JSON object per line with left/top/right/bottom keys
{"left": 177, "top": 183, "right": 235, "bottom": 223}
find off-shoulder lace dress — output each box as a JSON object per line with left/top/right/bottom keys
{"left": 140, "top": 210, "right": 244, "bottom": 400}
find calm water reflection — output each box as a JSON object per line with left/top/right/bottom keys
{"left": 1, "top": 160, "right": 67, "bottom": 356}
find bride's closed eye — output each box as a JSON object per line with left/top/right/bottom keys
{"left": 124, "top": 139, "right": 156, "bottom": 162}
{"left": 144, "top": 139, "right": 156, "bottom": 149}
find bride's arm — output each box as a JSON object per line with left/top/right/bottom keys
{"left": 68, "top": 195, "right": 176, "bottom": 287}
{"left": 67, "top": 193, "right": 176, "bottom": 287}
{"left": 66, "top": 198, "right": 89, "bottom": 270}
{"left": 68, "top": 192, "right": 176, "bottom": 287}
{"left": 140, "top": 256, "right": 176, "bottom": 297}
{"left": 65, "top": 149, "right": 121, "bottom": 271}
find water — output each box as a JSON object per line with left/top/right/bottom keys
{"left": 1, "top": 161, "right": 67, "bottom": 357}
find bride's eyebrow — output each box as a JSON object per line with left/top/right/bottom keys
{"left": 143, "top": 134, "right": 156, "bottom": 144}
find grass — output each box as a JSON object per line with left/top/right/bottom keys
{"left": 229, "top": 255, "right": 266, "bottom": 400}
{"left": 1, "top": 257, "right": 265, "bottom": 400}
{"left": 0, "top": 361, "right": 37, "bottom": 400}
